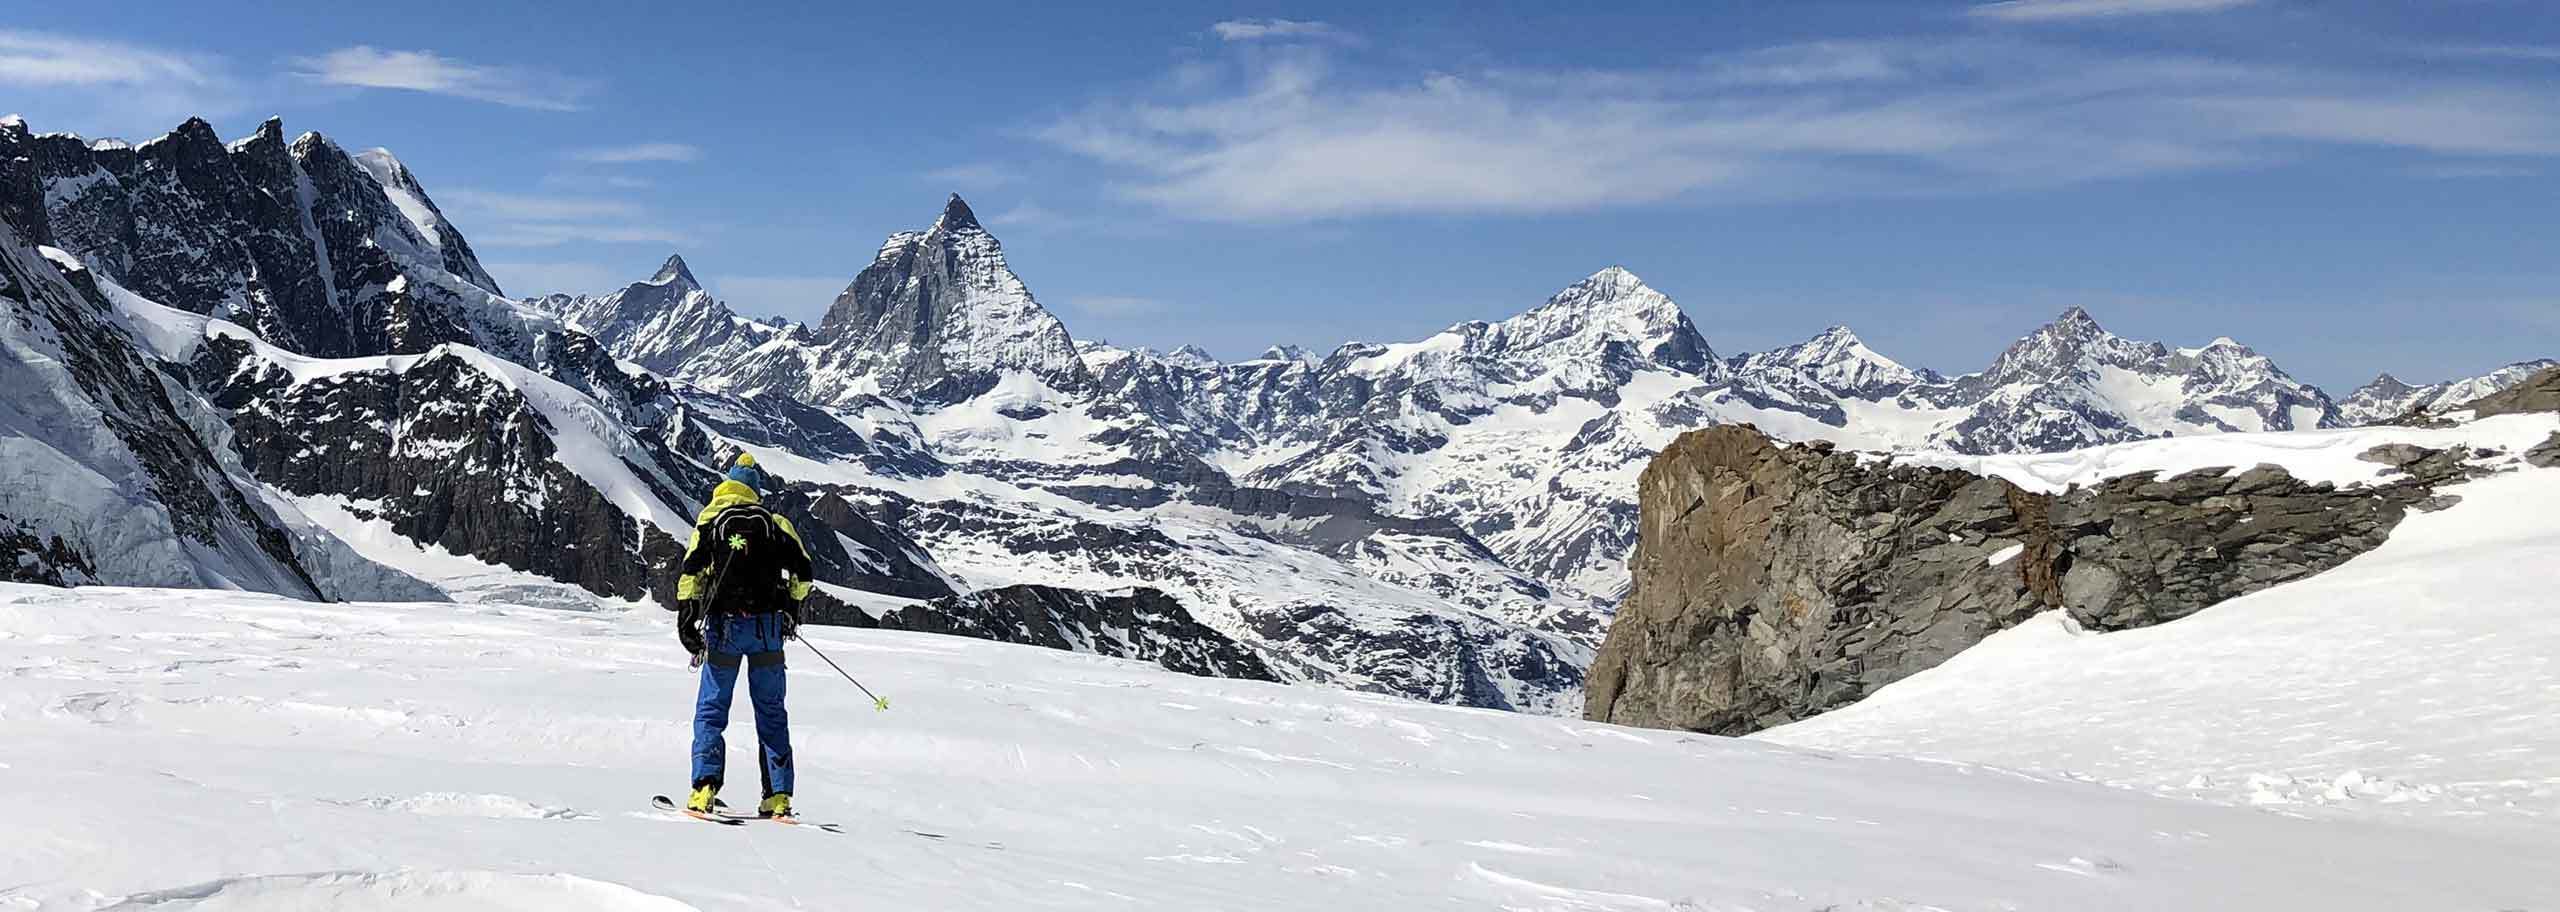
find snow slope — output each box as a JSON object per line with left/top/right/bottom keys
{"left": 3, "top": 584, "right": 2556, "bottom": 911}
{"left": 1763, "top": 435, "right": 2560, "bottom": 834}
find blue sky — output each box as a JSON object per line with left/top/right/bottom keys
{"left": 3, "top": 0, "right": 2554, "bottom": 391}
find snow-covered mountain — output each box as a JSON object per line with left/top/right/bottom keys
{"left": 5, "top": 111, "right": 2552, "bottom": 716}
{"left": 530, "top": 254, "right": 806, "bottom": 378}
{"left": 2339, "top": 359, "right": 2560, "bottom": 425}
{"left": 0, "top": 221, "right": 436, "bottom": 599}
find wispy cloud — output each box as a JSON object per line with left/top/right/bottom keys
{"left": 291, "top": 46, "right": 594, "bottom": 111}
{"left": 569, "top": 142, "right": 701, "bottom": 163}
{"left": 540, "top": 172, "right": 656, "bottom": 191}
{"left": 990, "top": 201, "right": 1070, "bottom": 230}
{"left": 0, "top": 30, "right": 238, "bottom": 135}
{"left": 1969, "top": 0, "right": 2260, "bottom": 22}
{"left": 2421, "top": 45, "right": 2560, "bottom": 63}
{"left": 2407, "top": 162, "right": 2539, "bottom": 180}
{"left": 0, "top": 29, "right": 214, "bottom": 86}
{"left": 1036, "top": 35, "right": 2560, "bottom": 222}
{"left": 437, "top": 189, "right": 679, "bottom": 247}
{"left": 923, "top": 163, "right": 1021, "bottom": 189}
{"left": 440, "top": 190, "right": 644, "bottom": 221}
{"left": 1211, "top": 19, "right": 1352, "bottom": 43}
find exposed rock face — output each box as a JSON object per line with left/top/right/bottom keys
{"left": 0, "top": 116, "right": 517, "bottom": 360}
{"left": 2460, "top": 365, "right": 2560, "bottom": 418}
{"left": 833, "top": 584, "right": 1277, "bottom": 681}
{"left": 1584, "top": 425, "right": 2469, "bottom": 735}
{"left": 796, "top": 195, "right": 1088, "bottom": 404}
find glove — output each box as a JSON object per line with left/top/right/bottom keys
{"left": 779, "top": 598, "right": 802, "bottom": 641}
{"left": 676, "top": 599, "right": 705, "bottom": 656}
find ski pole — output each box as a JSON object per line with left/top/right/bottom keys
{"left": 796, "top": 636, "right": 890, "bottom": 711}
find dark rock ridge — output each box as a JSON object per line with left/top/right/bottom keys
{"left": 813, "top": 584, "right": 1276, "bottom": 681}
{"left": 1584, "top": 424, "right": 2480, "bottom": 735}
{"left": 1, "top": 116, "right": 509, "bottom": 359}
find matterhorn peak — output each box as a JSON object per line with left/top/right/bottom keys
{"left": 935, "top": 193, "right": 983, "bottom": 233}
{"left": 650, "top": 254, "right": 698, "bottom": 288}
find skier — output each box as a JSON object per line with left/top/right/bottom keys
{"left": 673, "top": 453, "right": 814, "bottom": 819}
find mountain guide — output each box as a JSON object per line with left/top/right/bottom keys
{"left": 673, "top": 453, "right": 814, "bottom": 820}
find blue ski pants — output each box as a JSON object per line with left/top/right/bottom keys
{"left": 691, "top": 612, "right": 793, "bottom": 796}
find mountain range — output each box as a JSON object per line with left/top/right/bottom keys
{"left": 2, "top": 113, "right": 2548, "bottom": 713}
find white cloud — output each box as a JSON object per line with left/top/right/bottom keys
{"left": 540, "top": 172, "right": 657, "bottom": 191}
{"left": 711, "top": 276, "right": 852, "bottom": 322}
{"left": 1969, "top": 0, "right": 2260, "bottom": 22}
{"left": 437, "top": 190, "right": 679, "bottom": 248}
{"left": 468, "top": 223, "right": 687, "bottom": 247}
{"left": 1211, "top": 19, "right": 1350, "bottom": 43}
{"left": 990, "top": 201, "right": 1070, "bottom": 230}
{"left": 0, "top": 29, "right": 214, "bottom": 87}
{"left": 1068, "top": 295, "right": 1169, "bottom": 317}
{"left": 441, "top": 190, "right": 644, "bottom": 221}
{"left": 923, "top": 163, "right": 1021, "bottom": 189}
{"left": 569, "top": 142, "right": 701, "bottom": 164}
{"left": 291, "top": 46, "right": 594, "bottom": 111}
{"left": 2422, "top": 45, "right": 2560, "bottom": 63}
{"left": 1036, "top": 38, "right": 2560, "bottom": 222}
{"left": 2407, "top": 163, "right": 2539, "bottom": 180}
{"left": 0, "top": 30, "right": 238, "bottom": 136}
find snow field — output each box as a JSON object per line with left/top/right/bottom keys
{"left": 3, "top": 583, "right": 2555, "bottom": 910}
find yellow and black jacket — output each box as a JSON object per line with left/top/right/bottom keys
{"left": 675, "top": 479, "right": 815, "bottom": 608}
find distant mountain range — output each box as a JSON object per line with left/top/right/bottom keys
{"left": 3, "top": 113, "right": 2547, "bottom": 713}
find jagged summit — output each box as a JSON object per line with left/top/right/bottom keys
{"left": 936, "top": 193, "right": 982, "bottom": 232}
{"left": 650, "top": 254, "right": 698, "bottom": 287}
{"left": 228, "top": 116, "right": 287, "bottom": 152}
{"left": 1256, "top": 344, "right": 1314, "bottom": 364}
{"left": 801, "top": 195, "right": 1086, "bottom": 402}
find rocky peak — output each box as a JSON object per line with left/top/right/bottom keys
{"left": 1164, "top": 344, "right": 1220, "bottom": 370}
{"left": 1485, "top": 266, "right": 1715, "bottom": 376}
{"left": 2355, "top": 373, "right": 2414, "bottom": 400}
{"left": 1257, "top": 344, "right": 1313, "bottom": 364}
{"left": 649, "top": 254, "right": 698, "bottom": 288}
{"left": 807, "top": 196, "right": 1089, "bottom": 404}
{"left": 935, "top": 193, "right": 982, "bottom": 233}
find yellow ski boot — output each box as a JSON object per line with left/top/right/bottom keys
{"left": 758, "top": 792, "right": 793, "bottom": 820}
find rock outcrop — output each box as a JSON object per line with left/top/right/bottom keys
{"left": 1584, "top": 424, "right": 2475, "bottom": 735}
{"left": 2460, "top": 364, "right": 2560, "bottom": 418}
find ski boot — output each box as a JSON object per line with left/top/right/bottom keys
{"left": 758, "top": 793, "right": 793, "bottom": 819}
{"left": 686, "top": 784, "right": 719, "bottom": 814}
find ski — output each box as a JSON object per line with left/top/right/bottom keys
{"left": 650, "top": 795, "right": 744, "bottom": 826}
{"left": 702, "top": 798, "right": 844, "bottom": 833}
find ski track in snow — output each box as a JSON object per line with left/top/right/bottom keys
{"left": 2, "top": 582, "right": 2557, "bottom": 910}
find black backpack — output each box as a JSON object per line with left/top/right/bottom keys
{"left": 698, "top": 503, "right": 794, "bottom": 615}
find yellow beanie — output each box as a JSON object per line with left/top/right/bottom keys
{"left": 735, "top": 453, "right": 757, "bottom": 468}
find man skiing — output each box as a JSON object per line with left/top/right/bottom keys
{"left": 674, "top": 453, "right": 814, "bottom": 819}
